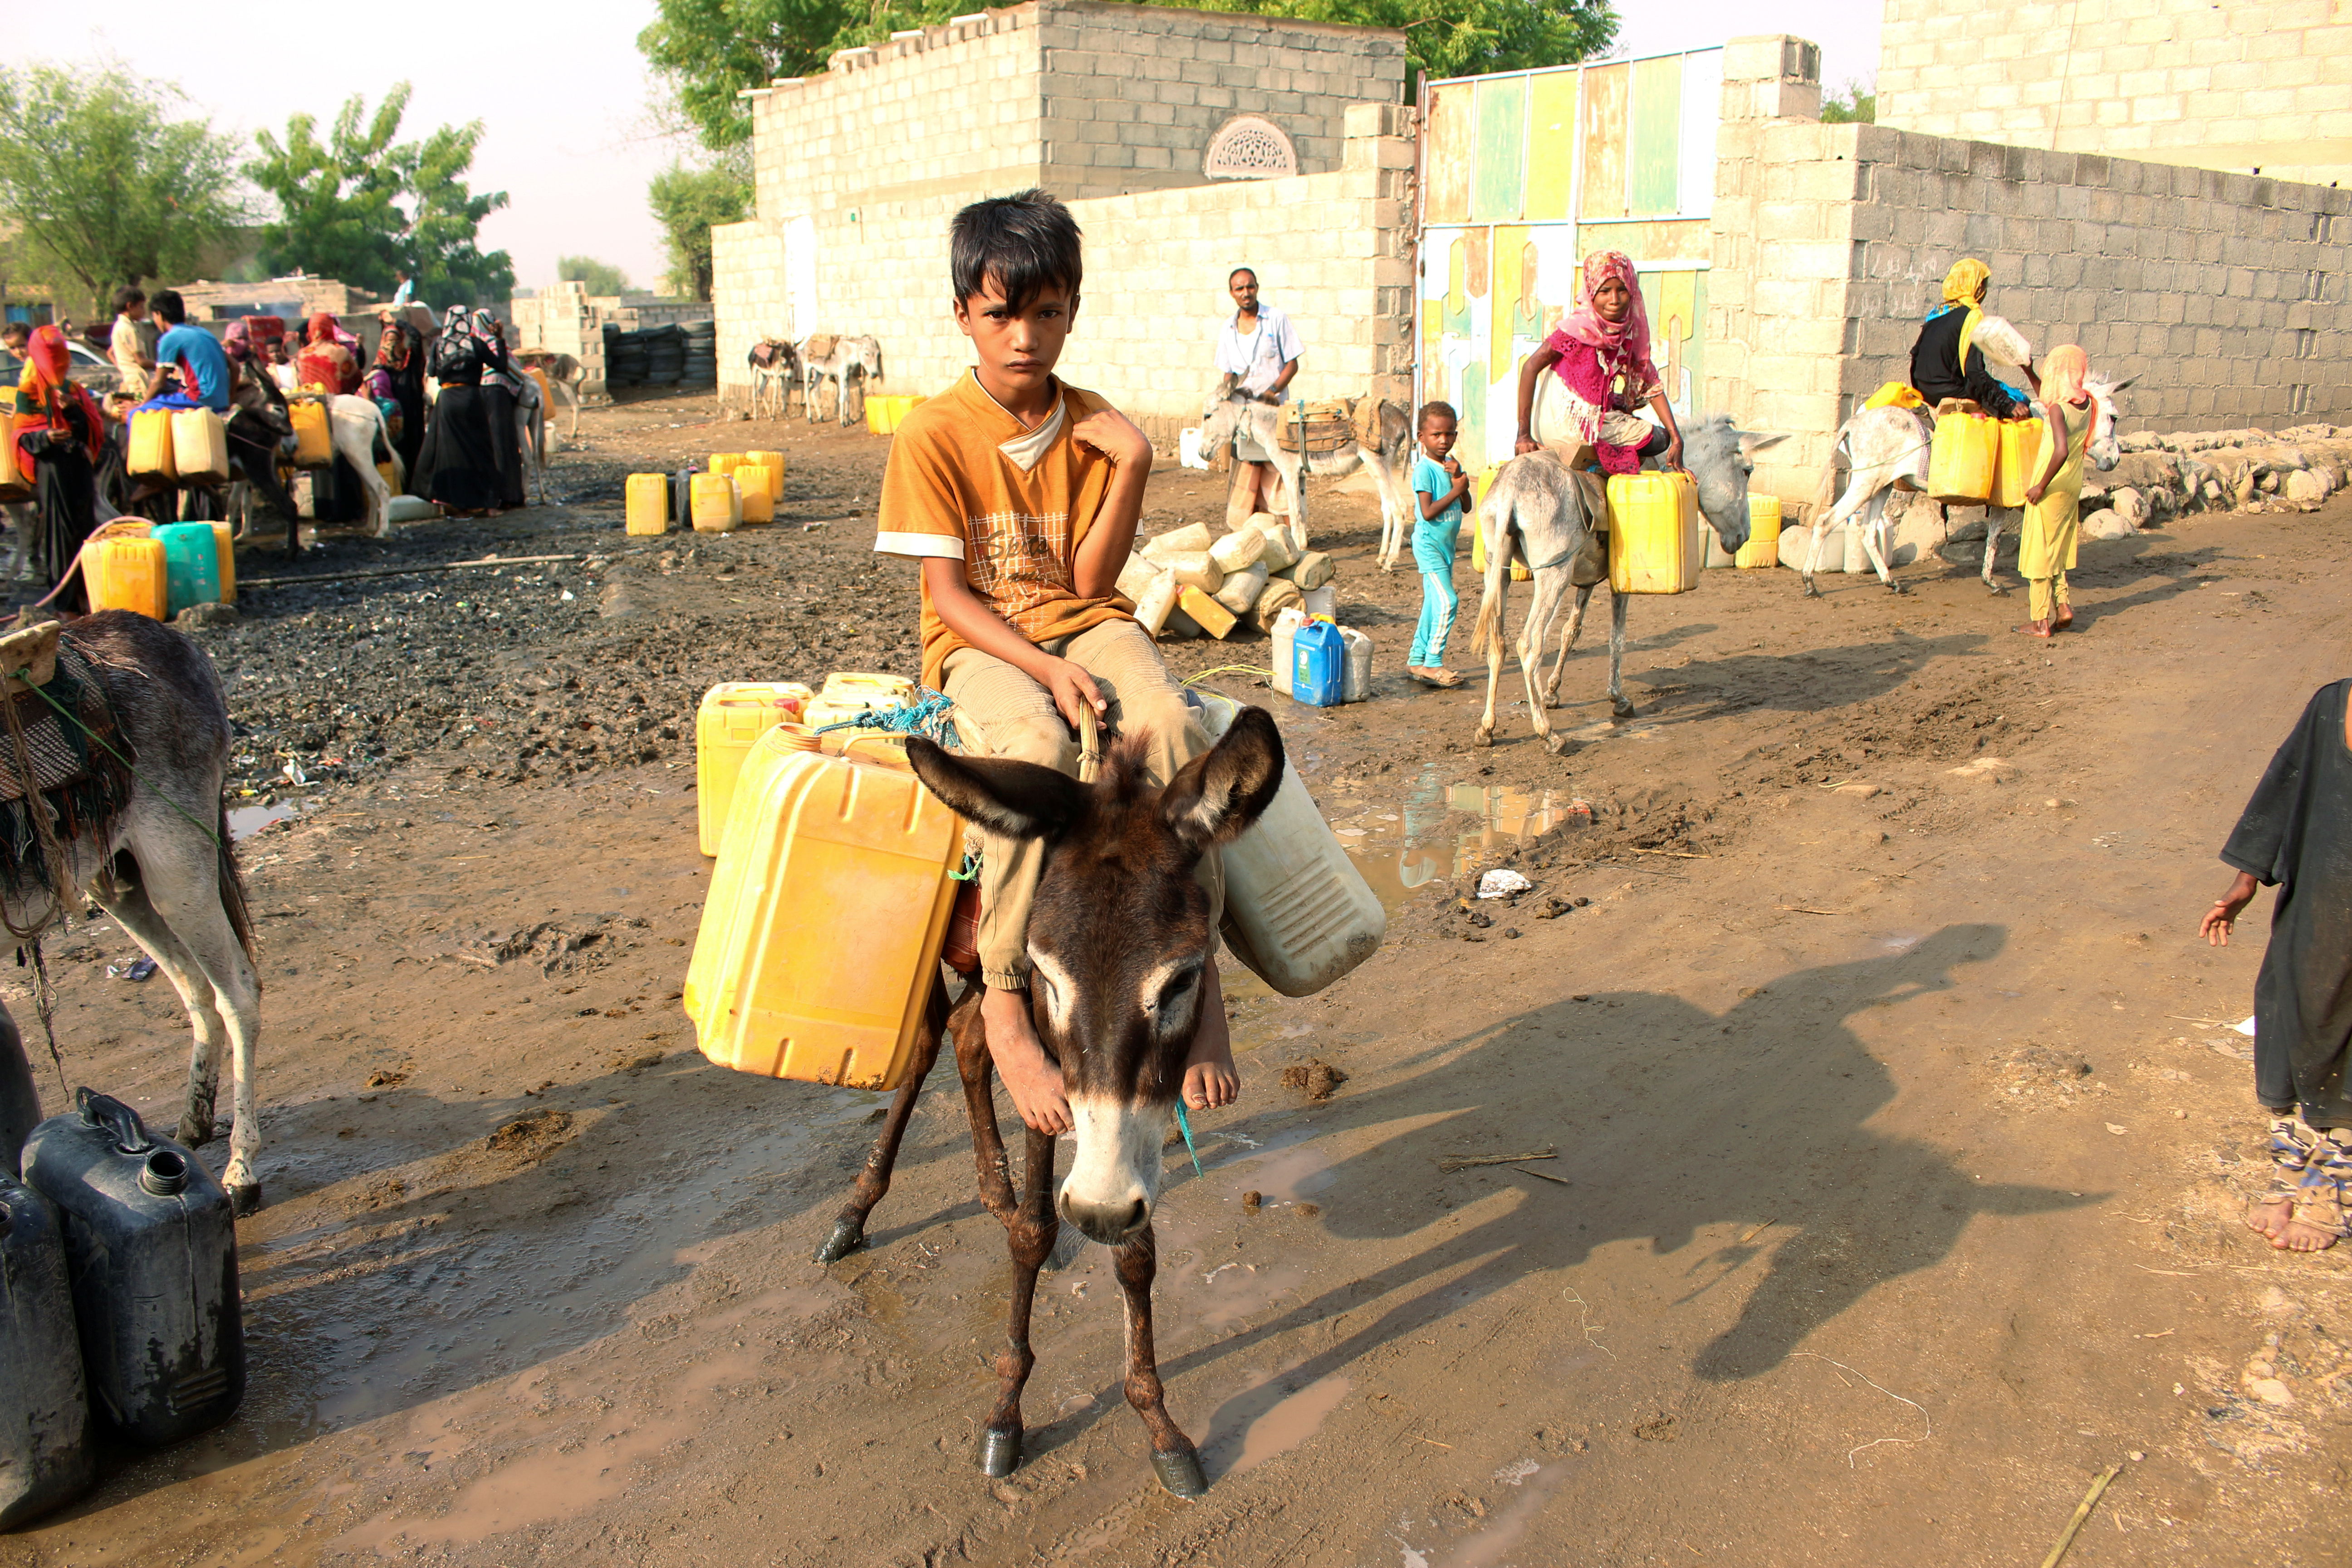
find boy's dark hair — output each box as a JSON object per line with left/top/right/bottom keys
{"left": 111, "top": 284, "right": 146, "bottom": 314}
{"left": 1417, "top": 400, "right": 1458, "bottom": 427}
{"left": 0, "top": 322, "right": 29, "bottom": 346}
{"left": 951, "top": 189, "right": 1082, "bottom": 311}
{"left": 149, "top": 289, "right": 186, "bottom": 325}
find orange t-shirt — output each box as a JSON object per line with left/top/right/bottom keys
{"left": 873, "top": 370, "right": 1134, "bottom": 690}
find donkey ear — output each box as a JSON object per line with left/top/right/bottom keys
{"left": 906, "top": 738, "right": 1086, "bottom": 843}
{"left": 1736, "top": 431, "right": 1788, "bottom": 456}
{"left": 1160, "top": 706, "right": 1285, "bottom": 855}
{"left": 2105, "top": 373, "right": 2139, "bottom": 395}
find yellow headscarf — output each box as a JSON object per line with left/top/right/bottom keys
{"left": 1941, "top": 258, "right": 1990, "bottom": 307}
{"left": 2042, "top": 344, "right": 2089, "bottom": 407}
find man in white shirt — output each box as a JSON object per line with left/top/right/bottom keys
{"left": 1211, "top": 268, "right": 1299, "bottom": 517}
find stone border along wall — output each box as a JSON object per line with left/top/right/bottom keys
{"left": 1706, "top": 34, "right": 2352, "bottom": 526}
{"left": 713, "top": 104, "right": 1417, "bottom": 443}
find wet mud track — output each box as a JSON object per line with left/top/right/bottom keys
{"left": 3, "top": 392, "right": 2347, "bottom": 1566}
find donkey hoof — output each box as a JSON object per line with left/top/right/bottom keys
{"left": 1471, "top": 728, "right": 1494, "bottom": 750}
{"left": 1611, "top": 701, "right": 1638, "bottom": 720}
{"left": 977, "top": 1427, "right": 1023, "bottom": 1479}
{"left": 1887, "top": 580, "right": 1911, "bottom": 595}
{"left": 1151, "top": 1446, "right": 1209, "bottom": 1499}
{"left": 812, "top": 1218, "right": 866, "bottom": 1265}
{"left": 226, "top": 1181, "right": 262, "bottom": 1217}
{"left": 1800, "top": 578, "right": 1822, "bottom": 599}
{"left": 1542, "top": 733, "right": 1569, "bottom": 757}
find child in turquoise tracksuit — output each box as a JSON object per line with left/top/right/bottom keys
{"left": 1408, "top": 401, "right": 1470, "bottom": 687}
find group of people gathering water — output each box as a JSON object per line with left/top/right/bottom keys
{"left": 5, "top": 292, "right": 538, "bottom": 607}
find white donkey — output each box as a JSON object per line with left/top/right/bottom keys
{"left": 801, "top": 334, "right": 883, "bottom": 426}
{"left": 1470, "top": 416, "right": 1779, "bottom": 755}
{"left": 512, "top": 349, "right": 586, "bottom": 441}
{"left": 1797, "top": 365, "right": 2134, "bottom": 597}
{"left": 1197, "top": 375, "right": 1416, "bottom": 559}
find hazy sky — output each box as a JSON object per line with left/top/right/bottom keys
{"left": 20, "top": 1, "right": 1878, "bottom": 298}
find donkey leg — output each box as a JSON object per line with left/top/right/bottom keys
{"left": 1517, "top": 571, "right": 1569, "bottom": 753}
{"left": 1473, "top": 583, "right": 1507, "bottom": 748}
{"left": 1607, "top": 589, "right": 1635, "bottom": 719}
{"left": 93, "top": 880, "right": 225, "bottom": 1147}
{"left": 1113, "top": 1225, "right": 1206, "bottom": 1497}
{"left": 1860, "top": 492, "right": 1905, "bottom": 593}
{"left": 978, "top": 1124, "right": 1060, "bottom": 1479}
{"left": 814, "top": 977, "right": 952, "bottom": 1264}
{"left": 1543, "top": 583, "right": 1595, "bottom": 706}
{"left": 953, "top": 984, "right": 1020, "bottom": 1227}
{"left": 1981, "top": 509, "right": 2010, "bottom": 594}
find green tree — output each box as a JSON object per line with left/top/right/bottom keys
{"left": 641, "top": 0, "right": 1615, "bottom": 151}
{"left": 1820, "top": 77, "right": 1876, "bottom": 123}
{"left": 247, "top": 85, "right": 514, "bottom": 306}
{"left": 647, "top": 163, "right": 750, "bottom": 300}
{"left": 0, "top": 64, "right": 248, "bottom": 318}
{"left": 557, "top": 255, "right": 631, "bottom": 296}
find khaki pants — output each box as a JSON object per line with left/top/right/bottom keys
{"left": 943, "top": 617, "right": 1222, "bottom": 990}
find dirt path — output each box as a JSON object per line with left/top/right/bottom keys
{"left": 4, "top": 396, "right": 2347, "bottom": 1567}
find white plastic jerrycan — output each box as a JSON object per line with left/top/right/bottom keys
{"left": 1189, "top": 688, "right": 1386, "bottom": 996}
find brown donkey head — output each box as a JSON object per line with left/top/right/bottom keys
{"left": 906, "top": 707, "right": 1284, "bottom": 1244}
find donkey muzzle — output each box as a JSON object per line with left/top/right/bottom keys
{"left": 1058, "top": 1097, "right": 1167, "bottom": 1245}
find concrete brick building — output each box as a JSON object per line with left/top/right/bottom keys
{"left": 1877, "top": 0, "right": 2352, "bottom": 188}
{"left": 712, "top": 0, "right": 1413, "bottom": 436}
{"left": 1708, "top": 33, "right": 2352, "bottom": 508}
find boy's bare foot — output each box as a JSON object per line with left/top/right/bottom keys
{"left": 980, "top": 984, "right": 1071, "bottom": 1134}
{"left": 2014, "top": 619, "right": 2053, "bottom": 638}
{"left": 2247, "top": 1192, "right": 2294, "bottom": 1241}
{"left": 1181, "top": 957, "right": 1240, "bottom": 1111}
{"left": 2276, "top": 1180, "right": 2344, "bottom": 1251}
{"left": 2051, "top": 606, "right": 2074, "bottom": 632}
{"left": 1408, "top": 666, "right": 1464, "bottom": 689}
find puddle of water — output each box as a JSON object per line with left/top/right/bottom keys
{"left": 229, "top": 797, "right": 319, "bottom": 840}
{"left": 1326, "top": 764, "right": 1590, "bottom": 911}
{"left": 1230, "top": 1373, "right": 1351, "bottom": 1474}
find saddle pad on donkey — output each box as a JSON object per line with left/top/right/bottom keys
{"left": 802, "top": 333, "right": 839, "bottom": 362}
{"left": 0, "top": 644, "right": 136, "bottom": 900}
{"left": 1274, "top": 399, "right": 1356, "bottom": 455}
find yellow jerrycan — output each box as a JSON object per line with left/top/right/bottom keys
{"left": 737, "top": 465, "right": 775, "bottom": 523}
{"left": 690, "top": 472, "right": 741, "bottom": 533}
{"left": 802, "top": 671, "right": 915, "bottom": 732}
{"left": 743, "top": 451, "right": 786, "bottom": 499}
{"left": 127, "top": 411, "right": 176, "bottom": 480}
{"left": 169, "top": 410, "right": 228, "bottom": 483}
{"left": 288, "top": 399, "right": 332, "bottom": 467}
{"left": 1190, "top": 688, "right": 1386, "bottom": 996}
{"left": 1606, "top": 470, "right": 1701, "bottom": 594}
{"left": 695, "top": 683, "right": 815, "bottom": 856}
{"left": 1987, "top": 418, "right": 2036, "bottom": 509}
{"left": 1736, "top": 494, "right": 1782, "bottom": 568}
{"left": 625, "top": 473, "right": 671, "bottom": 535}
{"left": 683, "top": 725, "right": 963, "bottom": 1089}
{"left": 1928, "top": 408, "right": 1996, "bottom": 504}
{"left": 81, "top": 532, "right": 168, "bottom": 621}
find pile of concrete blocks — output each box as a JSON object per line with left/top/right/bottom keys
{"left": 1121, "top": 514, "right": 1339, "bottom": 640}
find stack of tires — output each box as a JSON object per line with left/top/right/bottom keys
{"left": 681, "top": 321, "right": 717, "bottom": 390}
{"left": 641, "top": 326, "right": 686, "bottom": 388}
{"left": 605, "top": 324, "right": 647, "bottom": 388}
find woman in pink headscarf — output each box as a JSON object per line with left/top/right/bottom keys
{"left": 1512, "top": 251, "right": 1684, "bottom": 476}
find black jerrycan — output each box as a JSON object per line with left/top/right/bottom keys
{"left": 0, "top": 1172, "right": 92, "bottom": 1526}
{"left": 23, "top": 1090, "right": 245, "bottom": 1445}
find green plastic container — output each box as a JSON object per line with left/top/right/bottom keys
{"left": 152, "top": 523, "right": 221, "bottom": 617}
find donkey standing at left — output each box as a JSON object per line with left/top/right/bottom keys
{"left": 0, "top": 612, "right": 261, "bottom": 1210}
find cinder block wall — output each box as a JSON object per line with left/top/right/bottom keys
{"left": 716, "top": 108, "right": 1416, "bottom": 442}
{"left": 745, "top": 0, "right": 1406, "bottom": 222}
{"left": 1709, "top": 36, "right": 2352, "bottom": 511}
{"left": 1878, "top": 0, "right": 2352, "bottom": 188}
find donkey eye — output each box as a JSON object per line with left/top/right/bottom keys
{"left": 1150, "top": 967, "right": 1201, "bottom": 1017}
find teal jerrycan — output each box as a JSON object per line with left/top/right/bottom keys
{"left": 23, "top": 1090, "right": 245, "bottom": 1444}
{"left": 0, "top": 1172, "right": 92, "bottom": 1526}
{"left": 151, "top": 523, "right": 222, "bottom": 617}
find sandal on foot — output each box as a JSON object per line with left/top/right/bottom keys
{"left": 2249, "top": 1117, "right": 2317, "bottom": 1241}
{"left": 2277, "top": 1132, "right": 2352, "bottom": 1252}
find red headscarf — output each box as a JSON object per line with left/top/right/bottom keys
{"left": 307, "top": 311, "right": 340, "bottom": 345}
{"left": 11, "top": 324, "right": 105, "bottom": 467}
{"left": 1552, "top": 251, "right": 1652, "bottom": 370}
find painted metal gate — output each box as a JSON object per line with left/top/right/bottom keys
{"left": 1416, "top": 49, "right": 1724, "bottom": 475}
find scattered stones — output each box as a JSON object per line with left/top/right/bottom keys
{"left": 175, "top": 602, "right": 239, "bottom": 629}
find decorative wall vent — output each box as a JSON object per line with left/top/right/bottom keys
{"left": 1203, "top": 116, "right": 1298, "bottom": 180}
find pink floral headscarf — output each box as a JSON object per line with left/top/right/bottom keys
{"left": 1553, "top": 251, "right": 1652, "bottom": 369}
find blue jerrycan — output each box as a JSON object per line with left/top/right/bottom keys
{"left": 1291, "top": 619, "right": 1346, "bottom": 707}
{"left": 0, "top": 1171, "right": 92, "bottom": 1526}
{"left": 23, "top": 1090, "right": 245, "bottom": 1445}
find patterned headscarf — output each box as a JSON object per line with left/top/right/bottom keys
{"left": 1552, "top": 250, "right": 1652, "bottom": 368}
{"left": 2041, "top": 343, "right": 2089, "bottom": 407}
{"left": 223, "top": 319, "right": 255, "bottom": 364}
{"left": 1942, "top": 258, "right": 1990, "bottom": 307}
{"left": 377, "top": 322, "right": 409, "bottom": 370}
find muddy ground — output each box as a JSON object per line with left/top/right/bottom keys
{"left": 4, "top": 389, "right": 2348, "bottom": 1566}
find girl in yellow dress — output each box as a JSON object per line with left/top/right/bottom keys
{"left": 2018, "top": 344, "right": 2095, "bottom": 637}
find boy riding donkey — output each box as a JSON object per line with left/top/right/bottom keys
{"left": 872, "top": 191, "right": 1241, "bottom": 1134}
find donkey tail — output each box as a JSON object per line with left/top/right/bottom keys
{"left": 215, "top": 802, "right": 258, "bottom": 968}
{"left": 1808, "top": 413, "right": 1858, "bottom": 530}
{"left": 1470, "top": 486, "right": 1513, "bottom": 658}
